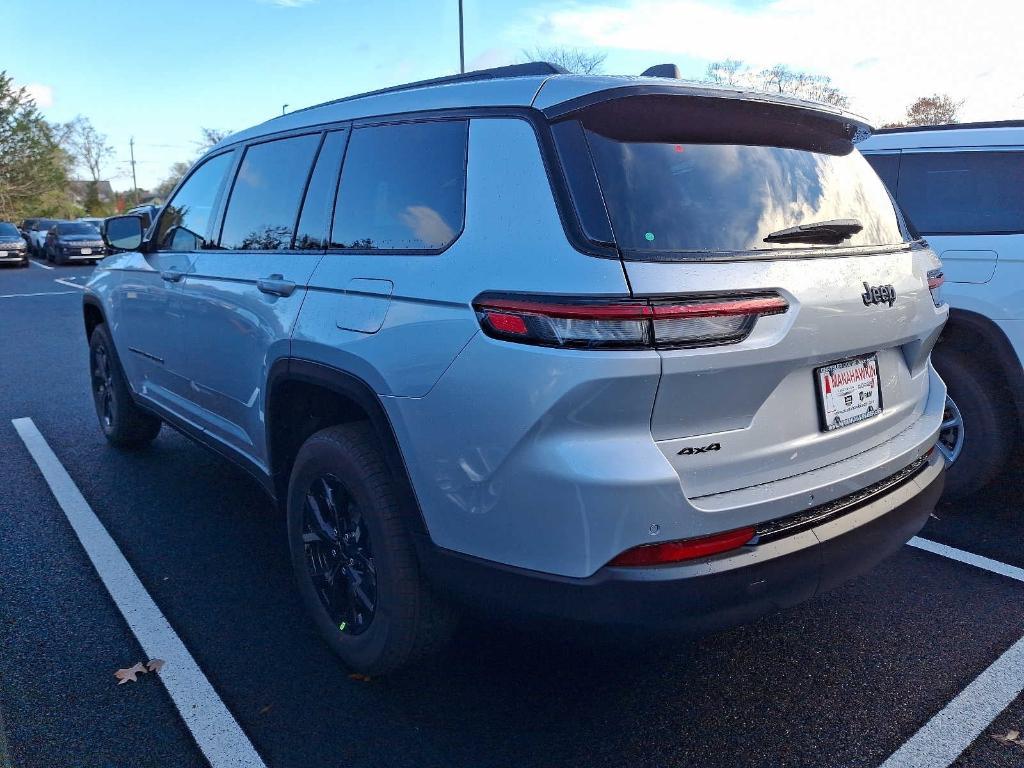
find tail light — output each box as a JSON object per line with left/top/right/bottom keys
{"left": 609, "top": 526, "right": 757, "bottom": 567}
{"left": 473, "top": 292, "right": 788, "bottom": 350}
{"left": 927, "top": 269, "right": 945, "bottom": 307}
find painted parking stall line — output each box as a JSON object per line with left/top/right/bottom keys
{"left": 879, "top": 538, "right": 1024, "bottom": 768}
{"left": 54, "top": 277, "right": 87, "bottom": 291}
{"left": 29, "top": 259, "right": 54, "bottom": 270}
{"left": 0, "top": 291, "right": 79, "bottom": 299}
{"left": 11, "top": 418, "right": 267, "bottom": 768}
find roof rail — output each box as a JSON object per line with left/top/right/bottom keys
{"left": 285, "top": 62, "right": 569, "bottom": 119}
{"left": 873, "top": 119, "right": 1024, "bottom": 134}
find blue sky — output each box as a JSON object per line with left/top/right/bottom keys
{"left": 9, "top": 0, "right": 1022, "bottom": 191}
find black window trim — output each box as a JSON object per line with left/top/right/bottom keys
{"left": 324, "top": 116, "right": 471, "bottom": 257}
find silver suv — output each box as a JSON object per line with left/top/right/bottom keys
{"left": 87, "top": 63, "right": 948, "bottom": 674}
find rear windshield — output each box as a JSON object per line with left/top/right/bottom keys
{"left": 57, "top": 222, "right": 99, "bottom": 235}
{"left": 554, "top": 96, "right": 909, "bottom": 257}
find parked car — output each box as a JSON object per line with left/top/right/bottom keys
{"left": 860, "top": 121, "right": 1024, "bottom": 498}
{"left": 26, "top": 218, "right": 57, "bottom": 257}
{"left": 125, "top": 204, "right": 160, "bottom": 231}
{"left": 77, "top": 216, "right": 106, "bottom": 233}
{"left": 0, "top": 221, "right": 29, "bottom": 266}
{"left": 44, "top": 220, "right": 106, "bottom": 265}
{"left": 88, "top": 62, "right": 948, "bottom": 674}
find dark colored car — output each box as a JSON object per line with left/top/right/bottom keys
{"left": 0, "top": 222, "right": 29, "bottom": 267}
{"left": 44, "top": 221, "right": 106, "bottom": 265}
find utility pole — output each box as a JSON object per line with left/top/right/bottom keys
{"left": 282, "top": 104, "right": 289, "bottom": 115}
{"left": 129, "top": 137, "right": 139, "bottom": 206}
{"left": 458, "top": 0, "right": 465, "bottom": 74}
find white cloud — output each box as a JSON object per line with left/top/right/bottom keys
{"left": 520, "top": 0, "right": 1024, "bottom": 124}
{"left": 24, "top": 83, "right": 53, "bottom": 109}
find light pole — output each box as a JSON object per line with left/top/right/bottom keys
{"left": 282, "top": 104, "right": 289, "bottom": 115}
{"left": 458, "top": 0, "right": 465, "bottom": 74}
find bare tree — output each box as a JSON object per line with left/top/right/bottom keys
{"left": 704, "top": 59, "right": 849, "bottom": 109}
{"left": 195, "top": 127, "right": 231, "bottom": 152}
{"left": 59, "top": 116, "right": 114, "bottom": 182}
{"left": 885, "top": 94, "right": 964, "bottom": 128}
{"left": 522, "top": 46, "right": 607, "bottom": 75}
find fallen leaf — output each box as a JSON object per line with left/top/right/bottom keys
{"left": 114, "top": 662, "right": 148, "bottom": 685}
{"left": 992, "top": 729, "right": 1021, "bottom": 744}
{"left": 348, "top": 673, "right": 372, "bottom": 683}
{"left": 146, "top": 659, "right": 166, "bottom": 673}
{"left": 258, "top": 704, "right": 273, "bottom": 716}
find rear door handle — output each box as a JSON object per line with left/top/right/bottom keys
{"left": 257, "top": 274, "right": 296, "bottom": 297}
{"left": 160, "top": 268, "right": 185, "bottom": 282}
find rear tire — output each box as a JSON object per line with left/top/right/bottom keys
{"left": 88, "top": 324, "right": 161, "bottom": 448}
{"left": 287, "top": 423, "right": 456, "bottom": 674}
{"left": 933, "top": 347, "right": 1015, "bottom": 499}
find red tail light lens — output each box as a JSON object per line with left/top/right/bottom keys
{"left": 474, "top": 293, "right": 788, "bottom": 350}
{"left": 609, "top": 526, "right": 757, "bottom": 567}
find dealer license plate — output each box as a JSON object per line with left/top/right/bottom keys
{"left": 81, "top": 248, "right": 92, "bottom": 255}
{"left": 815, "top": 355, "right": 882, "bottom": 431}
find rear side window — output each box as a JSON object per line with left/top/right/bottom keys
{"left": 864, "top": 153, "right": 900, "bottom": 194}
{"left": 896, "top": 151, "right": 1024, "bottom": 234}
{"left": 156, "top": 152, "right": 235, "bottom": 250}
{"left": 219, "top": 134, "right": 321, "bottom": 250}
{"left": 330, "top": 120, "right": 467, "bottom": 251}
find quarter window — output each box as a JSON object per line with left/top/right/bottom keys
{"left": 896, "top": 151, "right": 1024, "bottom": 235}
{"left": 219, "top": 134, "right": 321, "bottom": 250}
{"left": 330, "top": 120, "right": 468, "bottom": 251}
{"left": 864, "top": 153, "right": 900, "bottom": 195}
{"left": 156, "top": 152, "right": 235, "bottom": 251}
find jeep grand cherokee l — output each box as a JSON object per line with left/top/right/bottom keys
{"left": 85, "top": 63, "right": 947, "bottom": 674}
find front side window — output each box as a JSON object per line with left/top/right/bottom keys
{"left": 219, "top": 133, "right": 321, "bottom": 250}
{"left": 896, "top": 151, "right": 1024, "bottom": 235}
{"left": 155, "top": 152, "right": 235, "bottom": 251}
{"left": 330, "top": 120, "right": 467, "bottom": 251}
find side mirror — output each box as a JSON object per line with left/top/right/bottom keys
{"left": 104, "top": 215, "right": 144, "bottom": 251}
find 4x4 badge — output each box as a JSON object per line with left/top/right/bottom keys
{"left": 862, "top": 282, "right": 897, "bottom": 307}
{"left": 678, "top": 442, "right": 721, "bottom": 456}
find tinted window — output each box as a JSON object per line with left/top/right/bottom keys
{"left": 897, "top": 151, "right": 1024, "bottom": 234}
{"left": 330, "top": 121, "right": 467, "bottom": 251}
{"left": 219, "top": 134, "right": 321, "bottom": 250}
{"left": 294, "top": 131, "right": 347, "bottom": 250}
{"left": 34, "top": 219, "right": 56, "bottom": 230}
{"left": 156, "top": 152, "right": 235, "bottom": 251}
{"left": 57, "top": 222, "right": 98, "bottom": 235}
{"left": 864, "top": 152, "right": 900, "bottom": 194}
{"left": 0, "top": 223, "right": 20, "bottom": 237}
{"left": 584, "top": 131, "right": 906, "bottom": 253}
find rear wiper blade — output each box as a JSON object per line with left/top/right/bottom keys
{"left": 763, "top": 219, "right": 863, "bottom": 244}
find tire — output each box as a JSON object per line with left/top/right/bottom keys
{"left": 933, "top": 346, "right": 1016, "bottom": 499}
{"left": 88, "top": 324, "right": 161, "bottom": 448}
{"left": 287, "top": 423, "right": 456, "bottom": 674}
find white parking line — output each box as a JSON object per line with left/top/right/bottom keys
{"left": 909, "top": 536, "right": 1024, "bottom": 584}
{"left": 54, "top": 278, "right": 86, "bottom": 290}
{"left": 879, "top": 538, "right": 1024, "bottom": 768}
{"left": 30, "top": 259, "right": 54, "bottom": 270}
{"left": 0, "top": 291, "right": 79, "bottom": 299}
{"left": 11, "top": 418, "right": 266, "bottom": 768}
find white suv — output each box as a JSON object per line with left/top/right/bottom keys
{"left": 861, "top": 122, "right": 1024, "bottom": 497}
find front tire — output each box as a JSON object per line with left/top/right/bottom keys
{"left": 287, "top": 423, "right": 455, "bottom": 674}
{"left": 89, "top": 324, "right": 161, "bottom": 448}
{"left": 933, "top": 347, "right": 1016, "bottom": 499}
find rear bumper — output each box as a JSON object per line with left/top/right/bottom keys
{"left": 419, "top": 451, "right": 943, "bottom": 632}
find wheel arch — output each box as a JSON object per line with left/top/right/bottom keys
{"left": 265, "top": 359, "right": 428, "bottom": 535}
{"left": 83, "top": 295, "right": 106, "bottom": 340}
{"left": 939, "top": 308, "right": 1024, "bottom": 427}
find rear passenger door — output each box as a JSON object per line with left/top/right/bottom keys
{"left": 176, "top": 129, "right": 348, "bottom": 469}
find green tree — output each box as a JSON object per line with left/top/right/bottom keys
{"left": 0, "top": 71, "right": 74, "bottom": 221}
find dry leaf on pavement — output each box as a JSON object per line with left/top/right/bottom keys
{"left": 113, "top": 662, "right": 149, "bottom": 685}
{"left": 146, "top": 659, "right": 166, "bottom": 673}
{"left": 991, "top": 729, "right": 1022, "bottom": 745}
{"left": 348, "top": 673, "right": 372, "bottom": 683}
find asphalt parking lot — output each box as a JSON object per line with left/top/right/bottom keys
{"left": 1, "top": 260, "right": 1023, "bottom": 768}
